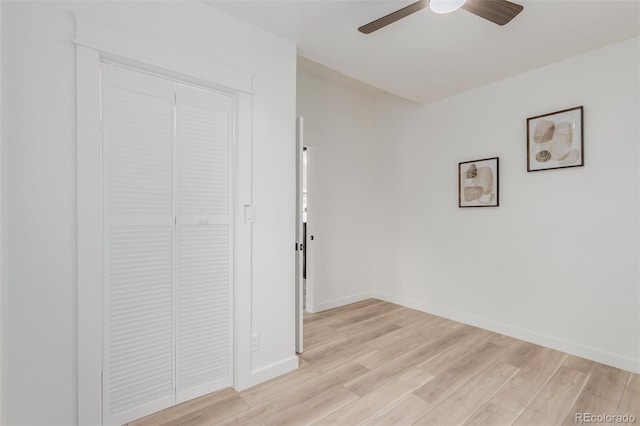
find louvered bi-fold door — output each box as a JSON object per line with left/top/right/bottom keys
{"left": 175, "top": 85, "right": 233, "bottom": 403}
{"left": 102, "top": 65, "right": 233, "bottom": 425}
{"left": 102, "top": 66, "right": 176, "bottom": 426}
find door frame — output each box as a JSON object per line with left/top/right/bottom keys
{"left": 295, "top": 117, "right": 304, "bottom": 353}
{"left": 0, "top": 1, "right": 4, "bottom": 420}
{"left": 75, "top": 15, "right": 255, "bottom": 425}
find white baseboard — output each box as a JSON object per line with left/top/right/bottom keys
{"left": 315, "top": 291, "right": 375, "bottom": 313}
{"left": 372, "top": 291, "right": 640, "bottom": 374}
{"left": 236, "top": 355, "right": 299, "bottom": 392}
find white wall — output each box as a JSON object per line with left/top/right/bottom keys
{"left": 371, "top": 37, "right": 640, "bottom": 373}
{"left": 296, "top": 70, "right": 377, "bottom": 311}
{"left": 2, "top": 2, "right": 296, "bottom": 424}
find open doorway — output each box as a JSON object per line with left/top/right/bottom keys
{"left": 302, "top": 147, "right": 308, "bottom": 311}
{"left": 296, "top": 118, "right": 314, "bottom": 354}
{"left": 303, "top": 145, "right": 314, "bottom": 316}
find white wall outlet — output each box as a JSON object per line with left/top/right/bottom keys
{"left": 251, "top": 333, "right": 260, "bottom": 352}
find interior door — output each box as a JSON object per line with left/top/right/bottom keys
{"left": 102, "top": 64, "right": 234, "bottom": 425}
{"left": 175, "top": 84, "right": 234, "bottom": 403}
{"left": 295, "top": 117, "right": 304, "bottom": 353}
{"left": 102, "top": 64, "right": 176, "bottom": 426}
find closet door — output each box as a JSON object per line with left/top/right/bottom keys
{"left": 175, "top": 85, "right": 233, "bottom": 402}
{"left": 102, "top": 65, "right": 176, "bottom": 425}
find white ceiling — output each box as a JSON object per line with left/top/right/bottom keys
{"left": 207, "top": 0, "right": 640, "bottom": 104}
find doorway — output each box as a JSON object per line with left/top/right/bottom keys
{"left": 302, "top": 147, "right": 308, "bottom": 311}
{"left": 295, "top": 119, "right": 313, "bottom": 353}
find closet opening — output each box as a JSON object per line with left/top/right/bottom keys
{"left": 100, "top": 62, "right": 235, "bottom": 425}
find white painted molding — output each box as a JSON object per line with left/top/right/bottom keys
{"left": 637, "top": 35, "right": 640, "bottom": 377}
{"left": 303, "top": 144, "right": 316, "bottom": 314}
{"left": 372, "top": 291, "right": 640, "bottom": 374}
{"left": 76, "top": 45, "right": 103, "bottom": 426}
{"left": 315, "top": 292, "right": 375, "bottom": 313}
{"left": 236, "top": 356, "right": 298, "bottom": 392}
{"left": 234, "top": 91, "right": 254, "bottom": 392}
{"left": 0, "top": 2, "right": 5, "bottom": 422}
{"left": 73, "top": 14, "right": 253, "bottom": 95}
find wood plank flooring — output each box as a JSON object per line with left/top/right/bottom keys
{"left": 128, "top": 299, "right": 640, "bottom": 426}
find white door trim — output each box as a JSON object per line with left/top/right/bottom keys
{"left": 75, "top": 15, "right": 254, "bottom": 425}
{"left": 73, "top": 15, "right": 253, "bottom": 95}
{"left": 295, "top": 117, "right": 304, "bottom": 353}
{"left": 0, "top": 1, "right": 5, "bottom": 421}
{"left": 303, "top": 144, "right": 316, "bottom": 314}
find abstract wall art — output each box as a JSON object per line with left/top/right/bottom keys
{"left": 458, "top": 157, "right": 499, "bottom": 208}
{"left": 527, "top": 106, "right": 583, "bottom": 172}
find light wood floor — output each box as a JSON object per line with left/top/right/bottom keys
{"left": 129, "top": 299, "right": 640, "bottom": 426}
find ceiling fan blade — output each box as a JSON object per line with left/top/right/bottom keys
{"left": 461, "top": 0, "right": 524, "bottom": 26}
{"left": 358, "top": 0, "right": 428, "bottom": 34}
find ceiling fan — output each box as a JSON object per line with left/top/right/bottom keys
{"left": 358, "top": 0, "right": 524, "bottom": 34}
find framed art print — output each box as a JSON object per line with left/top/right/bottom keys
{"left": 527, "top": 106, "right": 583, "bottom": 172}
{"left": 458, "top": 157, "right": 499, "bottom": 208}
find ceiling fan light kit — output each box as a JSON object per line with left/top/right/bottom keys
{"left": 429, "top": 0, "right": 467, "bottom": 14}
{"left": 358, "top": 0, "right": 524, "bottom": 34}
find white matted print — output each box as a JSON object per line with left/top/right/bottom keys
{"left": 458, "top": 157, "right": 499, "bottom": 208}
{"left": 527, "top": 106, "right": 583, "bottom": 172}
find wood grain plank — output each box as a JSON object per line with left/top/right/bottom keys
{"left": 303, "top": 299, "right": 384, "bottom": 324}
{"left": 616, "top": 374, "right": 640, "bottom": 418}
{"left": 464, "top": 347, "right": 566, "bottom": 426}
{"left": 346, "top": 326, "right": 476, "bottom": 397}
{"left": 363, "top": 393, "right": 434, "bottom": 426}
{"left": 357, "top": 325, "right": 455, "bottom": 370}
{"left": 487, "top": 332, "right": 518, "bottom": 348}
{"left": 301, "top": 323, "right": 401, "bottom": 365}
{"left": 414, "top": 362, "right": 520, "bottom": 426}
{"left": 304, "top": 324, "right": 341, "bottom": 350}
{"left": 306, "top": 307, "right": 403, "bottom": 351}
{"left": 321, "top": 302, "right": 401, "bottom": 330}
{"left": 413, "top": 341, "right": 512, "bottom": 405}
{"left": 563, "top": 355, "right": 596, "bottom": 374}
{"left": 314, "top": 369, "right": 433, "bottom": 425}
{"left": 145, "top": 392, "right": 248, "bottom": 426}
{"left": 463, "top": 401, "right": 517, "bottom": 426}
{"left": 217, "top": 402, "right": 278, "bottom": 425}
{"left": 562, "top": 364, "right": 630, "bottom": 425}
{"left": 514, "top": 366, "right": 590, "bottom": 426}
{"left": 365, "top": 327, "right": 413, "bottom": 350}
{"left": 241, "top": 361, "right": 368, "bottom": 407}
{"left": 264, "top": 386, "right": 359, "bottom": 426}
{"left": 130, "top": 388, "right": 241, "bottom": 426}
{"left": 391, "top": 309, "right": 443, "bottom": 328}
{"left": 498, "top": 341, "right": 544, "bottom": 369}
{"left": 416, "top": 328, "right": 495, "bottom": 376}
